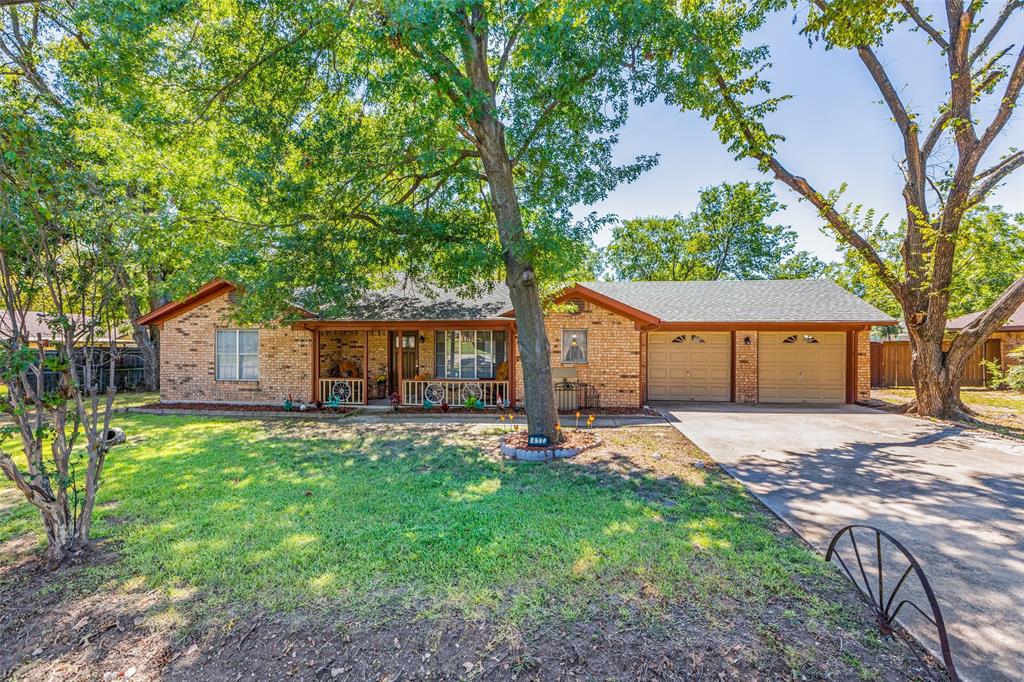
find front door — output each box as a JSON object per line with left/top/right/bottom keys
{"left": 389, "top": 331, "right": 419, "bottom": 394}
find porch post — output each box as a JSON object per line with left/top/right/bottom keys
{"left": 363, "top": 329, "right": 369, "bottom": 405}
{"left": 397, "top": 331, "right": 404, "bottom": 404}
{"left": 311, "top": 329, "right": 320, "bottom": 403}
{"left": 509, "top": 325, "right": 517, "bottom": 409}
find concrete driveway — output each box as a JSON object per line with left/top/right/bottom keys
{"left": 658, "top": 402, "right": 1023, "bottom": 682}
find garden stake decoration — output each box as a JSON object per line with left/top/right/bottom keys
{"left": 575, "top": 411, "right": 581, "bottom": 430}
{"left": 389, "top": 392, "right": 401, "bottom": 412}
{"left": 826, "top": 525, "right": 960, "bottom": 681}
{"left": 587, "top": 415, "right": 595, "bottom": 430}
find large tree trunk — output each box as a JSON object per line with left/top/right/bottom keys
{"left": 473, "top": 122, "right": 560, "bottom": 442}
{"left": 113, "top": 264, "right": 159, "bottom": 391}
{"left": 907, "top": 325, "right": 971, "bottom": 420}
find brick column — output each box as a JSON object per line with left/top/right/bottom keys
{"left": 856, "top": 329, "right": 871, "bottom": 402}
{"left": 734, "top": 331, "right": 758, "bottom": 403}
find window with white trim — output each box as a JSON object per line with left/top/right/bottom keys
{"left": 561, "top": 329, "right": 588, "bottom": 363}
{"left": 216, "top": 330, "right": 259, "bottom": 381}
{"left": 434, "top": 330, "right": 507, "bottom": 379}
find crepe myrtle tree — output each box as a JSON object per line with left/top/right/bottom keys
{"left": 0, "top": 106, "right": 122, "bottom": 568}
{"left": 85, "top": 0, "right": 688, "bottom": 440}
{"left": 665, "top": 0, "right": 1024, "bottom": 418}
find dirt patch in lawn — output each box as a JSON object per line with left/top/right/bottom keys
{"left": 0, "top": 538, "right": 943, "bottom": 681}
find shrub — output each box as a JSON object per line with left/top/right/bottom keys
{"left": 984, "top": 345, "right": 1024, "bottom": 391}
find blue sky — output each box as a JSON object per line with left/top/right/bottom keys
{"left": 576, "top": 4, "right": 1024, "bottom": 262}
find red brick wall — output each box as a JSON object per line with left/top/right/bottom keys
{"left": 993, "top": 331, "right": 1024, "bottom": 370}
{"left": 734, "top": 331, "right": 759, "bottom": 403}
{"left": 160, "top": 292, "right": 312, "bottom": 404}
{"left": 856, "top": 329, "right": 871, "bottom": 402}
{"left": 513, "top": 301, "right": 642, "bottom": 408}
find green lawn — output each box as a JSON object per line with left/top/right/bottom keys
{"left": 1, "top": 415, "right": 931, "bottom": 677}
{"left": 6, "top": 417, "right": 819, "bottom": 618}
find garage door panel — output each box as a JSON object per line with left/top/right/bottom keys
{"left": 647, "top": 332, "right": 731, "bottom": 402}
{"left": 758, "top": 332, "right": 846, "bottom": 404}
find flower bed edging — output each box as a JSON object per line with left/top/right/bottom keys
{"left": 499, "top": 435, "right": 602, "bottom": 462}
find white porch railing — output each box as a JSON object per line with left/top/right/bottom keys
{"left": 319, "top": 378, "right": 365, "bottom": 405}
{"left": 402, "top": 380, "right": 510, "bottom": 407}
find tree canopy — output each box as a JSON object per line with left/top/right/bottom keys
{"left": 603, "top": 181, "right": 825, "bottom": 281}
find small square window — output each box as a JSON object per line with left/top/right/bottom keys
{"left": 561, "top": 329, "right": 588, "bottom": 364}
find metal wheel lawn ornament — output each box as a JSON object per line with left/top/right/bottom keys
{"left": 330, "top": 381, "right": 352, "bottom": 404}
{"left": 424, "top": 383, "right": 446, "bottom": 404}
{"left": 460, "top": 382, "right": 483, "bottom": 403}
{"left": 826, "top": 525, "right": 959, "bottom": 681}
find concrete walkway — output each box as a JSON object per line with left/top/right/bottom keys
{"left": 658, "top": 402, "right": 1023, "bottom": 682}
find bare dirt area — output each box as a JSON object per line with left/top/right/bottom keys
{"left": 870, "top": 387, "right": 1024, "bottom": 440}
{"left": 0, "top": 542, "right": 941, "bottom": 681}
{"left": 1, "top": 424, "right": 944, "bottom": 681}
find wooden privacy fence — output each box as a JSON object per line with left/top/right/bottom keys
{"left": 870, "top": 339, "right": 1002, "bottom": 387}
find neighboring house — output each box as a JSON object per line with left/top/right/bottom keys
{"left": 136, "top": 278, "right": 895, "bottom": 408}
{"left": 1, "top": 311, "right": 144, "bottom": 392}
{"left": 0, "top": 311, "right": 135, "bottom": 348}
{"left": 870, "top": 303, "right": 1024, "bottom": 388}
{"left": 947, "top": 303, "right": 1024, "bottom": 372}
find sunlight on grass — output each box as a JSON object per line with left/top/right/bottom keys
{"left": 1, "top": 414, "right": 841, "bottom": 628}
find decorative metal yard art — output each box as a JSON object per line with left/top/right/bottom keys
{"left": 424, "top": 382, "right": 446, "bottom": 404}
{"left": 825, "top": 525, "right": 959, "bottom": 681}
{"left": 330, "top": 381, "right": 352, "bottom": 404}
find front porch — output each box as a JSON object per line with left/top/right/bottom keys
{"left": 307, "top": 324, "right": 515, "bottom": 408}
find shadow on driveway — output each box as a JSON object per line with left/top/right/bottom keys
{"left": 657, "top": 401, "right": 1024, "bottom": 682}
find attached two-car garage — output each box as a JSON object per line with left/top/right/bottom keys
{"left": 645, "top": 330, "right": 849, "bottom": 404}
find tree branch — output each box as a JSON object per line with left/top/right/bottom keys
{"left": 969, "top": 149, "right": 1024, "bottom": 205}
{"left": 947, "top": 275, "right": 1024, "bottom": 364}
{"left": 977, "top": 47, "right": 1024, "bottom": 151}
{"left": 969, "top": 0, "right": 1021, "bottom": 65}
{"left": 707, "top": 70, "right": 904, "bottom": 301}
{"left": 899, "top": 1, "right": 949, "bottom": 50}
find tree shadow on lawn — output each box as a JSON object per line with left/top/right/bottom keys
{"left": 0, "top": 415, "right": 943, "bottom": 680}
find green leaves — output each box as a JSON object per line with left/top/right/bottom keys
{"left": 604, "top": 181, "right": 806, "bottom": 281}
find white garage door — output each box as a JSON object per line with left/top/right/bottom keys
{"left": 647, "top": 332, "right": 731, "bottom": 401}
{"left": 758, "top": 332, "right": 846, "bottom": 403}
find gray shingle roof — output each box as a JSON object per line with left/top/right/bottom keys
{"left": 322, "top": 278, "right": 893, "bottom": 323}
{"left": 580, "top": 280, "right": 896, "bottom": 323}
{"left": 333, "top": 282, "right": 512, "bottom": 321}
{"left": 947, "top": 301, "right": 1024, "bottom": 331}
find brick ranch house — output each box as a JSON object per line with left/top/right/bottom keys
{"left": 137, "top": 278, "right": 896, "bottom": 409}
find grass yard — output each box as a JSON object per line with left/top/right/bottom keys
{"left": 873, "top": 386, "right": 1024, "bottom": 439}
{"left": 0, "top": 415, "right": 940, "bottom": 680}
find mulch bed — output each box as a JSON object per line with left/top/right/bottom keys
{"left": 140, "top": 402, "right": 355, "bottom": 415}
{"left": 503, "top": 429, "right": 599, "bottom": 451}
{"left": 395, "top": 406, "right": 662, "bottom": 417}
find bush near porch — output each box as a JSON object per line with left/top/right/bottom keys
{"left": 0, "top": 416, "right": 939, "bottom": 680}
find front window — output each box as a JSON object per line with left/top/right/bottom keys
{"left": 561, "top": 329, "right": 588, "bottom": 364}
{"left": 216, "top": 330, "right": 259, "bottom": 381}
{"left": 434, "top": 330, "right": 506, "bottom": 379}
